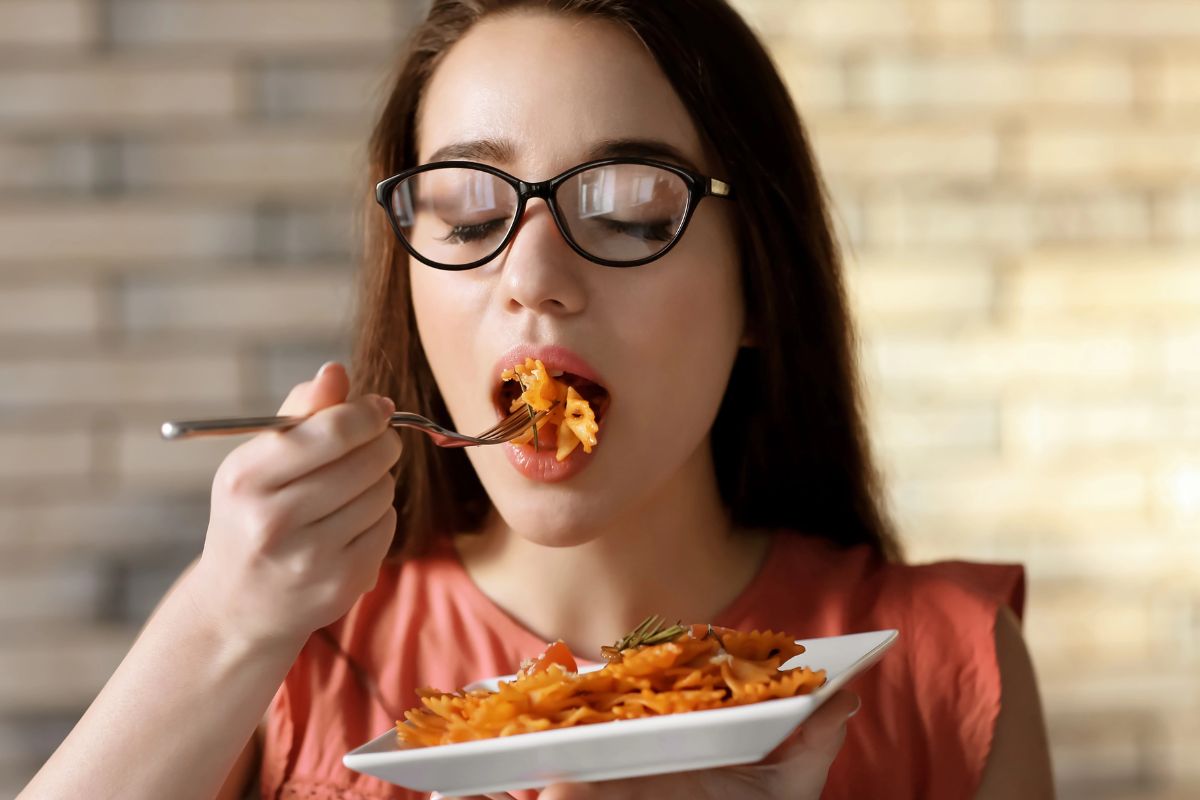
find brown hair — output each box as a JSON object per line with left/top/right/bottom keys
{"left": 351, "top": 0, "right": 902, "bottom": 563}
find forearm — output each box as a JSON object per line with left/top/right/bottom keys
{"left": 19, "top": 568, "right": 306, "bottom": 800}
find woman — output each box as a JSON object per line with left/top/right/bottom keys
{"left": 20, "top": 1, "right": 1054, "bottom": 798}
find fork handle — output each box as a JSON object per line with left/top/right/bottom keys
{"left": 160, "top": 415, "right": 306, "bottom": 440}
{"left": 160, "top": 412, "right": 442, "bottom": 441}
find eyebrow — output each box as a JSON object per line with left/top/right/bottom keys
{"left": 425, "top": 137, "right": 702, "bottom": 172}
{"left": 584, "top": 138, "right": 700, "bottom": 171}
{"left": 427, "top": 138, "right": 516, "bottom": 164}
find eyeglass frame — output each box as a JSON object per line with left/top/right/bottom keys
{"left": 374, "top": 156, "right": 733, "bottom": 270}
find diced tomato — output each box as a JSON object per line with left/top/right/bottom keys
{"left": 530, "top": 640, "right": 577, "bottom": 674}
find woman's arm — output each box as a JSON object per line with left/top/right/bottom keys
{"left": 18, "top": 562, "right": 303, "bottom": 800}
{"left": 19, "top": 363, "right": 401, "bottom": 800}
{"left": 975, "top": 606, "right": 1055, "bottom": 799}
{"left": 214, "top": 722, "right": 264, "bottom": 800}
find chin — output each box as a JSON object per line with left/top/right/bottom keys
{"left": 487, "top": 490, "right": 611, "bottom": 548}
{"left": 474, "top": 429, "right": 692, "bottom": 547}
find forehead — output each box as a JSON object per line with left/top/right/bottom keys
{"left": 415, "top": 10, "right": 708, "bottom": 175}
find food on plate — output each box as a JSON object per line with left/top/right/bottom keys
{"left": 396, "top": 616, "right": 826, "bottom": 747}
{"left": 500, "top": 357, "right": 600, "bottom": 461}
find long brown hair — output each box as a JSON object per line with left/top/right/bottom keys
{"left": 351, "top": 0, "right": 902, "bottom": 563}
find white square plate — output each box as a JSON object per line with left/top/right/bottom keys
{"left": 343, "top": 629, "right": 898, "bottom": 796}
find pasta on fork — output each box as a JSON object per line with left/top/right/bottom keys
{"left": 501, "top": 357, "right": 601, "bottom": 461}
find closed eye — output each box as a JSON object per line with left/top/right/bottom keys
{"left": 438, "top": 218, "right": 509, "bottom": 244}
{"left": 599, "top": 218, "right": 675, "bottom": 242}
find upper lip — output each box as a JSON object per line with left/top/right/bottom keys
{"left": 492, "top": 344, "right": 608, "bottom": 388}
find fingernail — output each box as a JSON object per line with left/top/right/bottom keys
{"left": 848, "top": 696, "right": 862, "bottom": 718}
{"left": 375, "top": 395, "right": 396, "bottom": 416}
{"left": 317, "top": 361, "right": 336, "bottom": 378}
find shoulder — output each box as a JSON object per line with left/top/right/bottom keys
{"left": 865, "top": 559, "right": 1026, "bottom": 651}
{"left": 763, "top": 533, "right": 1024, "bottom": 638}
{"left": 870, "top": 557, "right": 1025, "bottom": 688}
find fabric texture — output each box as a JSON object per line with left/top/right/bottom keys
{"left": 260, "top": 530, "right": 1024, "bottom": 800}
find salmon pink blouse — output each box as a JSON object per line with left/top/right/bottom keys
{"left": 260, "top": 530, "right": 1024, "bottom": 800}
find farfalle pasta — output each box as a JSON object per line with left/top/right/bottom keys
{"left": 501, "top": 357, "right": 599, "bottom": 461}
{"left": 397, "top": 620, "right": 826, "bottom": 747}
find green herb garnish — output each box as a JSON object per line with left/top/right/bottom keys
{"left": 601, "top": 615, "right": 686, "bottom": 663}
{"left": 526, "top": 403, "right": 539, "bottom": 451}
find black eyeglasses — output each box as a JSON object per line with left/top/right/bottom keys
{"left": 375, "top": 157, "right": 732, "bottom": 270}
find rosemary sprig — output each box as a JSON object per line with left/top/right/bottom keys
{"left": 601, "top": 615, "right": 686, "bottom": 662}
{"left": 526, "top": 403, "right": 539, "bottom": 451}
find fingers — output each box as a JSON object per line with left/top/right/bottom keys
{"left": 808, "top": 688, "right": 861, "bottom": 733}
{"left": 225, "top": 361, "right": 383, "bottom": 490}
{"left": 342, "top": 504, "right": 397, "bottom": 594}
{"left": 537, "top": 783, "right": 602, "bottom": 799}
{"left": 233, "top": 392, "right": 395, "bottom": 490}
{"left": 344, "top": 500, "right": 396, "bottom": 556}
{"left": 273, "top": 428, "right": 401, "bottom": 525}
{"left": 765, "top": 688, "right": 859, "bottom": 767}
{"left": 302, "top": 468, "right": 398, "bottom": 549}
{"left": 539, "top": 774, "right": 700, "bottom": 800}
{"left": 278, "top": 361, "right": 351, "bottom": 417}
{"left": 276, "top": 394, "right": 397, "bottom": 487}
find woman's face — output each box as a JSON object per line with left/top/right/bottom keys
{"left": 410, "top": 10, "right": 745, "bottom": 545}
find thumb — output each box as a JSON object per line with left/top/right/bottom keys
{"left": 277, "top": 361, "right": 352, "bottom": 417}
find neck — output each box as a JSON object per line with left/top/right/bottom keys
{"left": 453, "top": 440, "right": 772, "bottom": 660}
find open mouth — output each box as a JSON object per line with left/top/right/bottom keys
{"left": 493, "top": 368, "right": 611, "bottom": 440}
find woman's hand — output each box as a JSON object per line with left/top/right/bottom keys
{"left": 184, "top": 361, "right": 402, "bottom": 649}
{"left": 433, "top": 689, "right": 859, "bottom": 800}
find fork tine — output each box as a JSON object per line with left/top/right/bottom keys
{"left": 472, "top": 408, "right": 527, "bottom": 441}
{"left": 479, "top": 404, "right": 554, "bottom": 442}
{"left": 486, "top": 409, "right": 546, "bottom": 442}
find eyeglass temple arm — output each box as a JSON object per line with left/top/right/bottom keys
{"left": 707, "top": 178, "right": 732, "bottom": 197}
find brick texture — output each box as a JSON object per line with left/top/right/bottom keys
{"left": 0, "top": 1, "right": 1196, "bottom": 798}
{"left": 0, "top": 61, "right": 243, "bottom": 130}
{"left": 108, "top": 1, "right": 405, "bottom": 51}
{"left": 0, "top": 1, "right": 98, "bottom": 49}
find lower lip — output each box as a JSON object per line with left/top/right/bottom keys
{"left": 502, "top": 433, "right": 595, "bottom": 483}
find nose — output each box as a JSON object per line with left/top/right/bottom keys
{"left": 498, "top": 198, "right": 587, "bottom": 316}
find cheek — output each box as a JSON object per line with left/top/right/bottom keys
{"left": 410, "top": 264, "right": 479, "bottom": 409}
{"left": 642, "top": 216, "right": 743, "bottom": 369}
{"left": 659, "top": 277, "right": 741, "bottom": 387}
{"left": 614, "top": 247, "right": 744, "bottom": 433}
{"left": 410, "top": 265, "right": 451, "bottom": 364}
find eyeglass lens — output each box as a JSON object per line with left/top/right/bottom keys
{"left": 390, "top": 163, "right": 690, "bottom": 266}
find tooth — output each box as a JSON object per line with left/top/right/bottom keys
{"left": 550, "top": 370, "right": 564, "bottom": 377}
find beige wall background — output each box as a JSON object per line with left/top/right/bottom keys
{"left": 0, "top": 1, "right": 1196, "bottom": 797}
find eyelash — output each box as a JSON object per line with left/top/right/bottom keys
{"left": 439, "top": 217, "right": 674, "bottom": 246}
{"left": 439, "top": 219, "right": 508, "bottom": 244}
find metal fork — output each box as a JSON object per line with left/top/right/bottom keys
{"left": 159, "top": 404, "right": 554, "bottom": 448}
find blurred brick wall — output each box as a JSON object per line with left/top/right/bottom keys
{"left": 0, "top": 1, "right": 1196, "bottom": 798}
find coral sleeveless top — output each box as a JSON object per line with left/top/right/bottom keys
{"left": 260, "top": 530, "right": 1024, "bottom": 800}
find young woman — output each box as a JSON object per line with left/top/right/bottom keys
{"left": 20, "top": 1, "right": 1054, "bottom": 799}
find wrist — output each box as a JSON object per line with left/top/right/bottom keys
{"left": 175, "top": 561, "right": 310, "bottom": 666}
